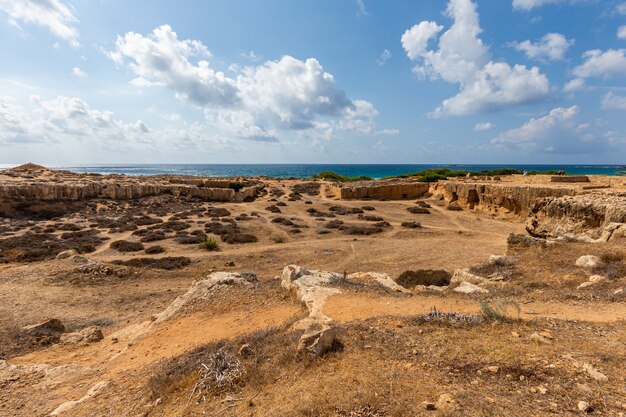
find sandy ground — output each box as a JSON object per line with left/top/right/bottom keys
{"left": 0, "top": 177, "right": 625, "bottom": 417}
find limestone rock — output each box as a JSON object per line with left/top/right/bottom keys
{"left": 583, "top": 363, "right": 608, "bottom": 382}
{"left": 56, "top": 249, "right": 78, "bottom": 260}
{"left": 578, "top": 401, "right": 593, "bottom": 413}
{"left": 60, "top": 326, "right": 103, "bottom": 344}
{"left": 453, "top": 281, "right": 489, "bottom": 294}
{"left": 575, "top": 255, "right": 600, "bottom": 269}
{"left": 577, "top": 275, "right": 608, "bottom": 289}
{"left": 527, "top": 192, "right": 626, "bottom": 242}
{"left": 22, "top": 318, "right": 65, "bottom": 336}
{"left": 297, "top": 325, "right": 336, "bottom": 356}
{"left": 451, "top": 269, "right": 490, "bottom": 286}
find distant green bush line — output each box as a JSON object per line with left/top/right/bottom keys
{"left": 311, "top": 171, "right": 373, "bottom": 182}
{"left": 391, "top": 168, "right": 563, "bottom": 183}
{"left": 311, "top": 168, "right": 563, "bottom": 183}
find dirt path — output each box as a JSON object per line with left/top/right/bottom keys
{"left": 324, "top": 293, "right": 626, "bottom": 323}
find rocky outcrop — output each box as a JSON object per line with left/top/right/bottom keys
{"left": 0, "top": 166, "right": 263, "bottom": 217}
{"left": 325, "top": 179, "right": 429, "bottom": 200}
{"left": 433, "top": 181, "right": 577, "bottom": 216}
{"left": 526, "top": 192, "right": 626, "bottom": 242}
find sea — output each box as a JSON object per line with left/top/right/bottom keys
{"left": 1, "top": 164, "right": 624, "bottom": 179}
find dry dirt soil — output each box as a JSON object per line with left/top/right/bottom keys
{"left": 0, "top": 178, "right": 624, "bottom": 417}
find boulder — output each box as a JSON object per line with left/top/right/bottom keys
{"left": 297, "top": 325, "right": 336, "bottom": 356}
{"left": 575, "top": 255, "right": 600, "bottom": 269}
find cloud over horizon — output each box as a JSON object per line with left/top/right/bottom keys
{"left": 402, "top": 0, "right": 550, "bottom": 118}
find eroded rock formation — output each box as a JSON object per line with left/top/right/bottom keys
{"left": 526, "top": 192, "right": 626, "bottom": 242}
{"left": 0, "top": 164, "right": 263, "bottom": 218}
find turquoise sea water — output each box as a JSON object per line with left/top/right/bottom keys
{"left": 1, "top": 164, "right": 625, "bottom": 178}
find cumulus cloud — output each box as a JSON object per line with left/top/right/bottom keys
{"left": 563, "top": 78, "right": 585, "bottom": 92}
{"left": 573, "top": 49, "right": 626, "bottom": 79}
{"left": 0, "top": 94, "right": 238, "bottom": 154}
{"left": 601, "top": 92, "right": 626, "bottom": 110}
{"left": 617, "top": 3, "right": 626, "bottom": 15}
{"left": 512, "top": 0, "right": 563, "bottom": 11}
{"left": 474, "top": 122, "right": 495, "bottom": 131}
{"left": 490, "top": 106, "right": 616, "bottom": 153}
{"left": 30, "top": 95, "right": 149, "bottom": 140}
{"left": 0, "top": 0, "right": 79, "bottom": 47}
{"left": 402, "top": 0, "right": 550, "bottom": 118}
{"left": 618, "top": 25, "right": 626, "bottom": 40}
{"left": 511, "top": 33, "right": 574, "bottom": 61}
{"left": 110, "top": 25, "right": 388, "bottom": 141}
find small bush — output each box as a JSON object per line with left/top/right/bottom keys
{"left": 110, "top": 240, "right": 144, "bottom": 252}
{"left": 401, "top": 221, "right": 421, "bottom": 229}
{"left": 312, "top": 171, "right": 373, "bottom": 182}
{"left": 145, "top": 246, "right": 166, "bottom": 254}
{"left": 199, "top": 237, "right": 219, "bottom": 251}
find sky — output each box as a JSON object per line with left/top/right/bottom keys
{"left": 0, "top": 0, "right": 625, "bottom": 165}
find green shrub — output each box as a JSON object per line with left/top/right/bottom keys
{"left": 227, "top": 182, "right": 244, "bottom": 192}
{"left": 199, "top": 237, "right": 219, "bottom": 251}
{"left": 312, "top": 171, "right": 373, "bottom": 182}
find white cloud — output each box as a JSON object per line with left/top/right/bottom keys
{"left": 601, "top": 92, "right": 626, "bottom": 110}
{"left": 402, "top": 0, "right": 550, "bottom": 117}
{"left": 618, "top": 25, "right": 626, "bottom": 40}
{"left": 0, "top": 95, "right": 149, "bottom": 144}
{"left": 490, "top": 105, "right": 614, "bottom": 153}
{"left": 377, "top": 49, "right": 392, "bottom": 66}
{"left": 109, "top": 25, "right": 236, "bottom": 107}
{"left": 617, "top": 3, "right": 626, "bottom": 15}
{"left": 0, "top": 0, "right": 79, "bottom": 47}
{"left": 71, "top": 67, "right": 86, "bottom": 77}
{"left": 573, "top": 49, "right": 626, "bottom": 79}
{"left": 0, "top": 94, "right": 239, "bottom": 154}
{"left": 563, "top": 78, "right": 585, "bottom": 92}
{"left": 512, "top": 0, "right": 563, "bottom": 11}
{"left": 511, "top": 33, "right": 574, "bottom": 61}
{"left": 492, "top": 106, "right": 579, "bottom": 147}
{"left": 110, "top": 25, "right": 389, "bottom": 141}
{"left": 401, "top": 21, "right": 443, "bottom": 61}
{"left": 474, "top": 122, "right": 495, "bottom": 131}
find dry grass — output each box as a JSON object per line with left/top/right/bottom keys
{"left": 144, "top": 315, "right": 626, "bottom": 417}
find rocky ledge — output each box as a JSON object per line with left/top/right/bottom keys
{"left": 0, "top": 163, "right": 264, "bottom": 217}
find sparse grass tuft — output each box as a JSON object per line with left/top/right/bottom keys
{"left": 480, "top": 300, "right": 520, "bottom": 322}
{"left": 199, "top": 237, "right": 219, "bottom": 251}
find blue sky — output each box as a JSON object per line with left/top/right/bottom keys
{"left": 0, "top": 0, "right": 625, "bottom": 165}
